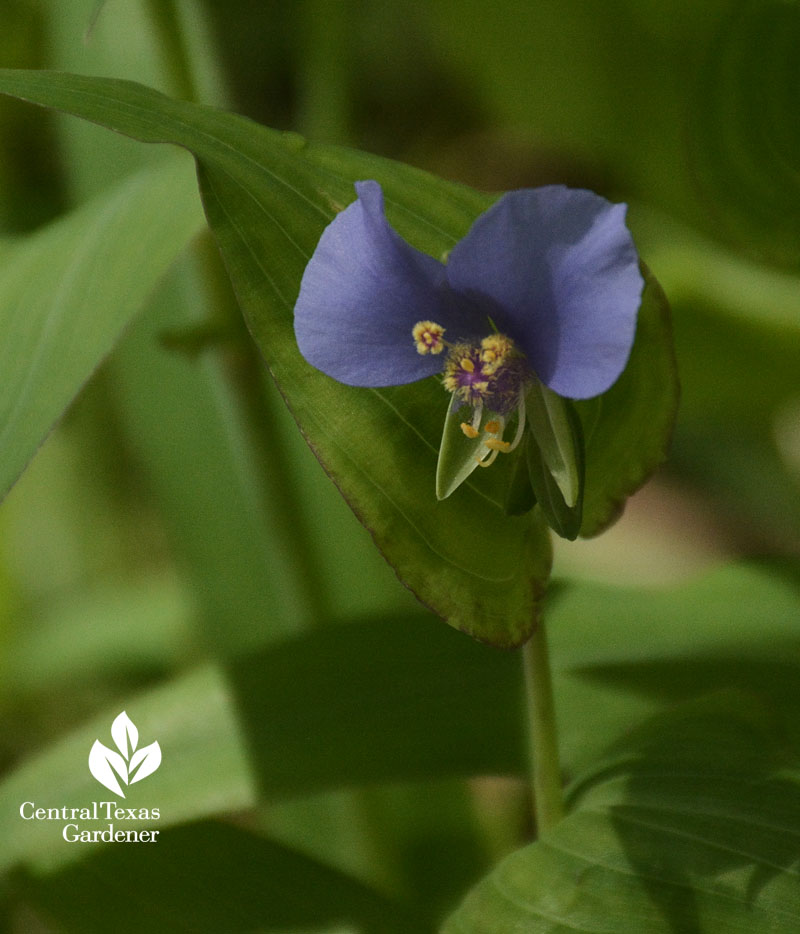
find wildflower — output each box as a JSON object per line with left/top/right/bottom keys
{"left": 294, "top": 180, "right": 643, "bottom": 506}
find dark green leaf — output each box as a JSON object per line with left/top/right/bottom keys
{"left": 228, "top": 612, "right": 526, "bottom": 797}
{"left": 503, "top": 435, "right": 537, "bottom": 517}
{"left": 445, "top": 695, "right": 800, "bottom": 933}
{"left": 576, "top": 263, "right": 678, "bottom": 537}
{"left": 689, "top": 2, "right": 800, "bottom": 267}
{"left": 16, "top": 821, "right": 415, "bottom": 933}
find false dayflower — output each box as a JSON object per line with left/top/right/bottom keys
{"left": 294, "top": 180, "right": 643, "bottom": 532}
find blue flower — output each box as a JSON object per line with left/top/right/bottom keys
{"left": 294, "top": 180, "right": 643, "bottom": 480}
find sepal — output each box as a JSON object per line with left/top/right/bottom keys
{"left": 525, "top": 380, "right": 585, "bottom": 539}
{"left": 436, "top": 397, "right": 491, "bottom": 499}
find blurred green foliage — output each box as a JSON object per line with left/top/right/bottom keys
{"left": 0, "top": 0, "right": 798, "bottom": 931}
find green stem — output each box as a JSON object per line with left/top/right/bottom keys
{"left": 144, "top": 0, "right": 197, "bottom": 102}
{"left": 523, "top": 618, "right": 564, "bottom": 834}
{"left": 295, "top": 0, "right": 353, "bottom": 143}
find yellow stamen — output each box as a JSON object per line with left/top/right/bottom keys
{"left": 484, "top": 438, "right": 511, "bottom": 453}
{"left": 460, "top": 423, "right": 479, "bottom": 439}
{"left": 460, "top": 357, "right": 475, "bottom": 373}
{"left": 480, "top": 334, "right": 514, "bottom": 374}
{"left": 480, "top": 334, "right": 513, "bottom": 359}
{"left": 484, "top": 419, "right": 501, "bottom": 434}
{"left": 412, "top": 320, "right": 445, "bottom": 355}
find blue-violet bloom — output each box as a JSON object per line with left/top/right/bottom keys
{"left": 294, "top": 180, "right": 643, "bottom": 478}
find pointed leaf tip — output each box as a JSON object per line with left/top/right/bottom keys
{"left": 128, "top": 741, "right": 162, "bottom": 784}
{"left": 88, "top": 740, "right": 127, "bottom": 797}
{"left": 111, "top": 711, "right": 138, "bottom": 759}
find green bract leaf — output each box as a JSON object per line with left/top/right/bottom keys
{"left": 445, "top": 696, "right": 800, "bottom": 933}
{"left": 576, "top": 263, "right": 678, "bottom": 536}
{"left": 0, "top": 151, "right": 204, "bottom": 502}
{"left": 0, "top": 70, "right": 676, "bottom": 643}
{"left": 0, "top": 69, "right": 556, "bottom": 645}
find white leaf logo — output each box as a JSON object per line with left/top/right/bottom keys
{"left": 111, "top": 711, "right": 138, "bottom": 760}
{"left": 129, "top": 741, "right": 162, "bottom": 784}
{"left": 88, "top": 711, "right": 161, "bottom": 797}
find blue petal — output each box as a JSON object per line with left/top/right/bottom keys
{"left": 445, "top": 186, "right": 644, "bottom": 399}
{"left": 294, "top": 181, "right": 450, "bottom": 386}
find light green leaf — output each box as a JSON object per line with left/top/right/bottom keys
{"left": 0, "top": 665, "right": 255, "bottom": 875}
{"left": 549, "top": 562, "right": 800, "bottom": 775}
{"left": 436, "top": 398, "right": 486, "bottom": 499}
{"left": 445, "top": 696, "right": 800, "bottom": 933}
{"left": 0, "top": 150, "right": 204, "bottom": 502}
{"left": 435, "top": 398, "right": 508, "bottom": 500}
{"left": 0, "top": 613, "right": 525, "bottom": 877}
{"left": 526, "top": 382, "right": 581, "bottom": 507}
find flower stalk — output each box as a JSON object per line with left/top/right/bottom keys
{"left": 523, "top": 618, "right": 565, "bottom": 834}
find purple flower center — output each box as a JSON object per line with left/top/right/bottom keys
{"left": 436, "top": 331, "right": 530, "bottom": 415}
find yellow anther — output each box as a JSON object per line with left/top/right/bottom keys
{"left": 412, "top": 320, "right": 445, "bottom": 355}
{"left": 484, "top": 419, "right": 501, "bottom": 434}
{"left": 460, "top": 423, "right": 480, "bottom": 439}
{"left": 460, "top": 357, "right": 475, "bottom": 373}
{"left": 484, "top": 438, "right": 511, "bottom": 453}
{"left": 481, "top": 334, "right": 513, "bottom": 359}
{"left": 480, "top": 334, "right": 514, "bottom": 373}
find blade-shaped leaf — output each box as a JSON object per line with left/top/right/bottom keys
{"left": 0, "top": 665, "right": 255, "bottom": 874}
{"left": 0, "top": 612, "right": 526, "bottom": 877}
{"left": 128, "top": 740, "right": 162, "bottom": 784}
{"left": 0, "top": 150, "right": 204, "bottom": 502}
{"left": 87, "top": 741, "right": 127, "bottom": 797}
{"left": 110, "top": 710, "right": 138, "bottom": 760}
